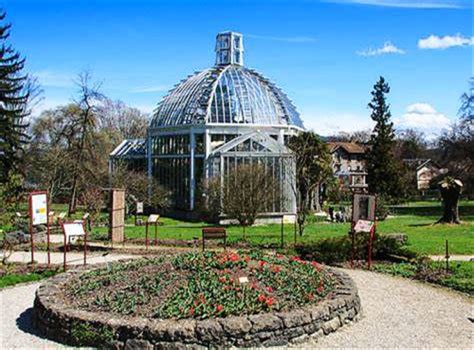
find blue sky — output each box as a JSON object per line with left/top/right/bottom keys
{"left": 4, "top": 0, "right": 473, "bottom": 136}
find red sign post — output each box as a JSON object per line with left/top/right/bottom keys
{"left": 350, "top": 193, "right": 377, "bottom": 269}
{"left": 145, "top": 214, "right": 159, "bottom": 251}
{"left": 28, "top": 191, "right": 51, "bottom": 266}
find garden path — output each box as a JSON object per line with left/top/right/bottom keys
{"left": 1, "top": 251, "right": 137, "bottom": 266}
{"left": 302, "top": 269, "right": 473, "bottom": 348}
{"left": 1, "top": 267, "right": 472, "bottom": 348}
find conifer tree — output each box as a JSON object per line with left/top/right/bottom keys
{"left": 366, "top": 77, "right": 402, "bottom": 200}
{"left": 0, "top": 10, "right": 30, "bottom": 184}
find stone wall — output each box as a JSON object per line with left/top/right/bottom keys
{"left": 33, "top": 267, "right": 361, "bottom": 349}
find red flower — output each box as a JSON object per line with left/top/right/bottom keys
{"left": 271, "top": 265, "right": 282, "bottom": 273}
{"left": 311, "top": 261, "right": 322, "bottom": 271}
{"left": 216, "top": 304, "right": 224, "bottom": 313}
{"left": 266, "top": 286, "right": 274, "bottom": 293}
{"left": 259, "top": 260, "right": 267, "bottom": 268}
{"left": 251, "top": 282, "right": 258, "bottom": 289}
{"left": 229, "top": 253, "right": 239, "bottom": 262}
{"left": 265, "top": 297, "right": 275, "bottom": 307}
{"left": 219, "top": 276, "right": 227, "bottom": 283}
{"left": 317, "top": 286, "right": 324, "bottom": 294}
{"left": 306, "top": 293, "right": 315, "bottom": 301}
{"left": 258, "top": 294, "right": 266, "bottom": 303}
{"left": 189, "top": 307, "right": 195, "bottom": 315}
{"left": 244, "top": 255, "right": 250, "bottom": 263}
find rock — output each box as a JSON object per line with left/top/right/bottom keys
{"left": 195, "top": 320, "right": 224, "bottom": 342}
{"left": 249, "top": 314, "right": 282, "bottom": 332}
{"left": 166, "top": 320, "right": 196, "bottom": 342}
{"left": 219, "top": 316, "right": 252, "bottom": 335}
{"left": 321, "top": 317, "right": 341, "bottom": 335}
{"left": 278, "top": 310, "right": 312, "bottom": 328}
{"left": 125, "top": 339, "right": 153, "bottom": 350}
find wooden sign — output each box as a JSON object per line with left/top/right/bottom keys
{"left": 109, "top": 189, "right": 125, "bottom": 243}
{"left": 352, "top": 194, "right": 376, "bottom": 223}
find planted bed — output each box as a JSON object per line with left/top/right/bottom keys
{"left": 33, "top": 251, "right": 361, "bottom": 348}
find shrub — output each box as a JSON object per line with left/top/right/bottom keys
{"left": 295, "top": 233, "right": 417, "bottom": 265}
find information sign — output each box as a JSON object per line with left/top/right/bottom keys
{"left": 31, "top": 193, "right": 48, "bottom": 225}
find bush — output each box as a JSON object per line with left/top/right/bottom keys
{"left": 295, "top": 233, "right": 417, "bottom": 265}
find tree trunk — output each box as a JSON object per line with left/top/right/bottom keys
{"left": 68, "top": 177, "right": 78, "bottom": 215}
{"left": 437, "top": 185, "right": 461, "bottom": 224}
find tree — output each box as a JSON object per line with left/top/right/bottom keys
{"left": 67, "top": 71, "right": 104, "bottom": 214}
{"left": 221, "top": 163, "right": 277, "bottom": 239}
{"left": 287, "top": 131, "right": 332, "bottom": 236}
{"left": 366, "top": 77, "right": 403, "bottom": 201}
{"left": 436, "top": 80, "right": 474, "bottom": 197}
{"left": 97, "top": 98, "right": 149, "bottom": 139}
{"left": 0, "top": 11, "right": 34, "bottom": 181}
{"left": 436, "top": 177, "right": 463, "bottom": 224}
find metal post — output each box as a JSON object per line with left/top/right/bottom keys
{"left": 145, "top": 222, "right": 149, "bottom": 251}
{"left": 154, "top": 223, "right": 158, "bottom": 246}
{"left": 280, "top": 216, "right": 284, "bottom": 249}
{"left": 62, "top": 222, "right": 67, "bottom": 271}
{"left": 83, "top": 221, "right": 87, "bottom": 266}
{"left": 28, "top": 194, "right": 34, "bottom": 264}
{"left": 445, "top": 240, "right": 449, "bottom": 272}
{"left": 189, "top": 130, "right": 196, "bottom": 211}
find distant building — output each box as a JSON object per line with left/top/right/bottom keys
{"left": 328, "top": 142, "right": 367, "bottom": 190}
{"left": 404, "top": 159, "right": 446, "bottom": 191}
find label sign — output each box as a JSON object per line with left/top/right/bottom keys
{"left": 148, "top": 214, "right": 159, "bottom": 223}
{"left": 63, "top": 222, "right": 86, "bottom": 238}
{"left": 354, "top": 219, "right": 374, "bottom": 233}
{"left": 136, "top": 202, "right": 144, "bottom": 214}
{"left": 31, "top": 193, "right": 48, "bottom": 225}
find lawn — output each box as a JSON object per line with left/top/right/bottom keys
{"left": 90, "top": 213, "right": 474, "bottom": 256}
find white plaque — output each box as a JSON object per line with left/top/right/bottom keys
{"left": 148, "top": 214, "right": 159, "bottom": 223}
{"left": 354, "top": 220, "right": 374, "bottom": 233}
{"left": 31, "top": 193, "right": 48, "bottom": 225}
{"left": 63, "top": 222, "right": 85, "bottom": 238}
{"left": 136, "top": 202, "right": 144, "bottom": 214}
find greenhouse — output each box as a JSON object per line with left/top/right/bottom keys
{"left": 111, "top": 32, "right": 305, "bottom": 217}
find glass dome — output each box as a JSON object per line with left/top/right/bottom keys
{"left": 150, "top": 65, "right": 304, "bottom": 128}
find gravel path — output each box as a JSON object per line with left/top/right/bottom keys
{"left": 1, "top": 268, "right": 472, "bottom": 349}
{"left": 305, "top": 269, "right": 473, "bottom": 348}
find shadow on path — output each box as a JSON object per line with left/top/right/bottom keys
{"left": 16, "top": 307, "right": 48, "bottom": 339}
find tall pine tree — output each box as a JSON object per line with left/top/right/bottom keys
{"left": 366, "top": 77, "right": 402, "bottom": 200}
{"left": 0, "top": 10, "right": 30, "bottom": 184}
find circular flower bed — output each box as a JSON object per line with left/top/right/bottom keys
{"left": 65, "top": 251, "right": 333, "bottom": 319}
{"left": 33, "top": 252, "right": 361, "bottom": 348}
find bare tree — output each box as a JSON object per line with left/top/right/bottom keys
{"left": 221, "top": 163, "right": 278, "bottom": 239}
{"left": 68, "top": 71, "right": 104, "bottom": 214}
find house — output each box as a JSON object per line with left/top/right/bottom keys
{"left": 327, "top": 142, "right": 367, "bottom": 190}
{"left": 404, "top": 159, "right": 446, "bottom": 191}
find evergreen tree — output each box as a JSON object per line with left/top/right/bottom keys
{"left": 0, "top": 10, "right": 30, "bottom": 184}
{"left": 366, "top": 77, "right": 402, "bottom": 200}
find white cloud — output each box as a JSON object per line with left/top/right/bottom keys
{"left": 418, "top": 34, "right": 474, "bottom": 49}
{"left": 357, "top": 42, "right": 406, "bottom": 56}
{"left": 131, "top": 85, "right": 170, "bottom": 93}
{"left": 301, "top": 108, "right": 375, "bottom": 136}
{"left": 326, "top": 0, "right": 466, "bottom": 9}
{"left": 246, "top": 34, "right": 316, "bottom": 43}
{"left": 34, "top": 70, "right": 75, "bottom": 88}
{"left": 394, "top": 103, "right": 451, "bottom": 138}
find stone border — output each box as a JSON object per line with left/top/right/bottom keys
{"left": 33, "top": 263, "right": 361, "bottom": 349}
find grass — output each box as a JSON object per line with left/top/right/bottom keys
{"left": 372, "top": 260, "right": 474, "bottom": 295}
{"left": 0, "top": 269, "right": 59, "bottom": 289}
{"left": 89, "top": 213, "right": 474, "bottom": 256}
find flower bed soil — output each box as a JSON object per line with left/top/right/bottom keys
{"left": 33, "top": 252, "right": 361, "bottom": 348}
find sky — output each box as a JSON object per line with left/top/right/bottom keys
{"left": 4, "top": 0, "right": 473, "bottom": 137}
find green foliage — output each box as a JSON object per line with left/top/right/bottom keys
{"left": 373, "top": 260, "right": 474, "bottom": 295}
{"left": 295, "top": 233, "right": 417, "bottom": 265}
{"left": 70, "top": 321, "right": 114, "bottom": 346}
{"left": 366, "top": 77, "right": 404, "bottom": 201}
{"left": 287, "top": 131, "right": 333, "bottom": 235}
{"left": 0, "top": 269, "right": 59, "bottom": 289}
{"left": 0, "top": 172, "right": 24, "bottom": 228}
{"left": 0, "top": 11, "right": 32, "bottom": 183}
{"left": 66, "top": 252, "right": 334, "bottom": 320}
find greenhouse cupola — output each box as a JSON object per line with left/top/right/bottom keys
{"left": 110, "top": 32, "right": 305, "bottom": 218}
